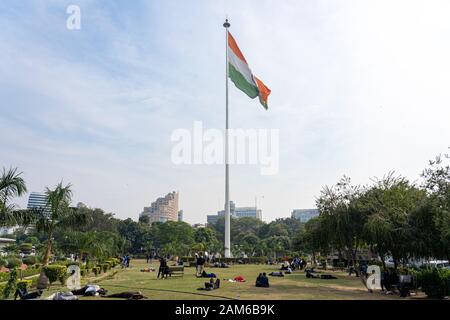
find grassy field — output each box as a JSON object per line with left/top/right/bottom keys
{"left": 36, "top": 259, "right": 423, "bottom": 300}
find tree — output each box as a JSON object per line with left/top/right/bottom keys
{"left": 25, "top": 182, "right": 88, "bottom": 265}
{"left": 316, "top": 176, "right": 366, "bottom": 266}
{"left": 193, "top": 227, "right": 220, "bottom": 253}
{"left": 0, "top": 167, "right": 27, "bottom": 227}
{"left": 421, "top": 154, "right": 450, "bottom": 260}
{"left": 240, "top": 233, "right": 260, "bottom": 256}
{"left": 361, "top": 173, "right": 426, "bottom": 269}
{"left": 297, "top": 216, "right": 330, "bottom": 264}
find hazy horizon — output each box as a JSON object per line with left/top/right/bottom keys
{"left": 2, "top": 0, "right": 450, "bottom": 224}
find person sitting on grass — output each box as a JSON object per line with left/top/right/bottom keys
{"left": 256, "top": 273, "right": 270, "bottom": 287}
{"left": 269, "top": 271, "right": 284, "bottom": 277}
{"left": 200, "top": 278, "right": 221, "bottom": 291}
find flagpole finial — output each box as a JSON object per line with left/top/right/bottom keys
{"left": 223, "top": 19, "right": 230, "bottom": 28}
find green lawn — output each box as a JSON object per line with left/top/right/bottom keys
{"left": 37, "top": 259, "right": 424, "bottom": 300}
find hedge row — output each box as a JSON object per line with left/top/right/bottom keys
{"left": 181, "top": 257, "right": 271, "bottom": 264}
{"left": 416, "top": 268, "right": 450, "bottom": 299}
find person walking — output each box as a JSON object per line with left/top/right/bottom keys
{"left": 196, "top": 253, "right": 205, "bottom": 277}
{"left": 157, "top": 257, "right": 168, "bottom": 279}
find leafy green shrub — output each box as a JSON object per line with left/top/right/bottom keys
{"left": 418, "top": 268, "right": 450, "bottom": 299}
{"left": 22, "top": 256, "right": 36, "bottom": 266}
{"left": 101, "top": 263, "right": 111, "bottom": 273}
{"left": 0, "top": 257, "right": 7, "bottom": 268}
{"left": 105, "top": 259, "right": 120, "bottom": 268}
{"left": 43, "top": 265, "right": 67, "bottom": 286}
{"left": 63, "top": 261, "right": 81, "bottom": 267}
{"left": 30, "top": 275, "right": 38, "bottom": 288}
{"left": 16, "top": 280, "right": 32, "bottom": 291}
{"left": 6, "top": 257, "right": 21, "bottom": 269}
{"left": 24, "top": 236, "right": 39, "bottom": 245}
{"left": 21, "top": 266, "right": 41, "bottom": 278}
{"left": 92, "top": 266, "right": 100, "bottom": 276}
{"left": 0, "top": 272, "right": 9, "bottom": 282}
{"left": 2, "top": 268, "right": 17, "bottom": 299}
{"left": 19, "top": 243, "right": 33, "bottom": 254}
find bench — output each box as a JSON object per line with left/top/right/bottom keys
{"left": 167, "top": 266, "right": 184, "bottom": 277}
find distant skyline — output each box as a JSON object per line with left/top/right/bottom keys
{"left": 1, "top": 1, "right": 450, "bottom": 224}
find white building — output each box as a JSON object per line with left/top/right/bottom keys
{"left": 27, "top": 192, "right": 51, "bottom": 213}
{"left": 207, "top": 200, "right": 262, "bottom": 225}
{"left": 291, "top": 209, "right": 319, "bottom": 223}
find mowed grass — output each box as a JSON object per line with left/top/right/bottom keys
{"left": 37, "top": 259, "right": 413, "bottom": 300}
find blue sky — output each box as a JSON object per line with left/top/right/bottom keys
{"left": 1, "top": 0, "right": 450, "bottom": 224}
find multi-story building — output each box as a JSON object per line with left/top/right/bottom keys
{"left": 291, "top": 209, "right": 319, "bottom": 223}
{"left": 206, "top": 214, "right": 220, "bottom": 226}
{"left": 207, "top": 200, "right": 262, "bottom": 225}
{"left": 27, "top": 192, "right": 51, "bottom": 214}
{"left": 235, "top": 207, "right": 262, "bottom": 220}
{"left": 139, "top": 191, "right": 179, "bottom": 223}
{"left": 178, "top": 210, "right": 184, "bottom": 222}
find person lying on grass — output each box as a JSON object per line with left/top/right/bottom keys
{"left": 102, "top": 291, "right": 147, "bottom": 300}
{"left": 269, "top": 271, "right": 284, "bottom": 277}
{"left": 305, "top": 269, "right": 337, "bottom": 279}
{"left": 71, "top": 284, "right": 107, "bottom": 296}
{"left": 199, "top": 270, "right": 217, "bottom": 278}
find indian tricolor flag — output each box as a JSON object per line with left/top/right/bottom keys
{"left": 227, "top": 31, "right": 271, "bottom": 110}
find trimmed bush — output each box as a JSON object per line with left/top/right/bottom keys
{"left": 6, "top": 257, "right": 21, "bottom": 269}
{"left": 21, "top": 266, "right": 41, "bottom": 278}
{"left": 16, "top": 279, "right": 32, "bottom": 291}
{"left": 43, "top": 265, "right": 67, "bottom": 285}
{"left": 101, "top": 263, "right": 111, "bottom": 273}
{"left": 2, "top": 268, "right": 17, "bottom": 299}
{"left": 22, "top": 256, "right": 36, "bottom": 266}
{"left": 92, "top": 266, "right": 100, "bottom": 276}
{"left": 105, "top": 259, "right": 119, "bottom": 268}
{"left": 63, "top": 261, "right": 81, "bottom": 267}
{"left": 418, "top": 268, "right": 450, "bottom": 299}
{"left": 0, "top": 272, "right": 9, "bottom": 282}
{"left": 19, "top": 243, "right": 33, "bottom": 254}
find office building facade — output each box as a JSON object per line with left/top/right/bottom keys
{"left": 291, "top": 209, "right": 319, "bottom": 223}
{"left": 207, "top": 200, "right": 262, "bottom": 225}
{"left": 27, "top": 192, "right": 51, "bottom": 214}
{"left": 139, "top": 191, "right": 179, "bottom": 223}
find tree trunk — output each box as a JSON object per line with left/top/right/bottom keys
{"left": 42, "top": 238, "right": 53, "bottom": 266}
{"left": 393, "top": 254, "right": 399, "bottom": 270}
{"left": 380, "top": 253, "right": 386, "bottom": 271}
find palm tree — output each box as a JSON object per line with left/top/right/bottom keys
{"left": 28, "top": 182, "right": 87, "bottom": 265}
{"left": 0, "top": 167, "right": 27, "bottom": 227}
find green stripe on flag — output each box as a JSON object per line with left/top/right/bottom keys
{"left": 228, "top": 63, "right": 259, "bottom": 99}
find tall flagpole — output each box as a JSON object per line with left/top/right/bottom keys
{"left": 223, "top": 18, "right": 231, "bottom": 258}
